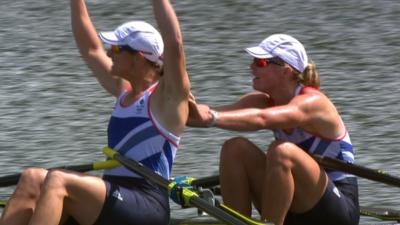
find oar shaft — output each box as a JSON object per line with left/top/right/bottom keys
{"left": 312, "top": 155, "right": 400, "bottom": 188}
{"left": 0, "top": 160, "right": 119, "bottom": 188}
{"left": 191, "top": 175, "right": 219, "bottom": 188}
{"left": 0, "top": 174, "right": 22, "bottom": 188}
{"left": 191, "top": 156, "right": 400, "bottom": 189}
{"left": 112, "top": 152, "right": 170, "bottom": 188}
{"left": 0, "top": 165, "right": 91, "bottom": 188}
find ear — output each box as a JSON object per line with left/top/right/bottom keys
{"left": 137, "top": 51, "right": 144, "bottom": 57}
{"left": 131, "top": 52, "right": 145, "bottom": 65}
{"left": 283, "top": 65, "right": 294, "bottom": 76}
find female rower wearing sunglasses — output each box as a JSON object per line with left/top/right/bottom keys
{"left": 0, "top": 1, "right": 189, "bottom": 225}
{"left": 188, "top": 34, "right": 359, "bottom": 225}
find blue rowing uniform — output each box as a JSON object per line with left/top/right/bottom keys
{"left": 273, "top": 85, "right": 355, "bottom": 182}
{"left": 104, "top": 82, "right": 179, "bottom": 180}
{"left": 95, "top": 83, "right": 178, "bottom": 225}
{"left": 65, "top": 83, "right": 175, "bottom": 225}
{"left": 274, "top": 85, "right": 359, "bottom": 225}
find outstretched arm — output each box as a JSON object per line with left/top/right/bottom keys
{"left": 70, "top": 0, "right": 128, "bottom": 97}
{"left": 187, "top": 91, "right": 271, "bottom": 128}
{"left": 189, "top": 93, "right": 320, "bottom": 132}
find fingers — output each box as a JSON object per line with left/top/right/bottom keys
{"left": 189, "top": 91, "right": 196, "bottom": 102}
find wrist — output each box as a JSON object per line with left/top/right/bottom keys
{"left": 208, "top": 109, "right": 219, "bottom": 127}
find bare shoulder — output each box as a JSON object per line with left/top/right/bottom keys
{"left": 292, "top": 87, "right": 331, "bottom": 110}
{"left": 293, "top": 87, "right": 344, "bottom": 138}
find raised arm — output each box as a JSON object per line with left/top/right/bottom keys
{"left": 150, "top": 0, "right": 190, "bottom": 135}
{"left": 152, "top": 0, "right": 190, "bottom": 96}
{"left": 70, "top": 0, "right": 128, "bottom": 97}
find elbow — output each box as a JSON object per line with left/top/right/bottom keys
{"left": 256, "top": 113, "right": 270, "bottom": 130}
{"left": 255, "top": 121, "right": 268, "bottom": 130}
{"left": 171, "top": 32, "right": 183, "bottom": 46}
{"left": 78, "top": 46, "right": 95, "bottom": 59}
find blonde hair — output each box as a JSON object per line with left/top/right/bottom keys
{"left": 274, "top": 57, "right": 320, "bottom": 88}
{"left": 292, "top": 61, "right": 320, "bottom": 88}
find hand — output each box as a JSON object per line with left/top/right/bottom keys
{"left": 187, "top": 95, "right": 213, "bottom": 127}
{"left": 168, "top": 176, "right": 195, "bottom": 208}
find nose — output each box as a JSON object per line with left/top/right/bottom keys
{"left": 249, "top": 62, "right": 257, "bottom": 72}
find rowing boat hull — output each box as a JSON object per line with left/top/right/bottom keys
{"left": 169, "top": 218, "right": 400, "bottom": 225}
{"left": 0, "top": 213, "right": 396, "bottom": 225}
{"left": 170, "top": 218, "right": 224, "bottom": 225}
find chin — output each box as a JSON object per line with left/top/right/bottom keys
{"left": 252, "top": 82, "right": 261, "bottom": 91}
{"left": 252, "top": 85, "right": 267, "bottom": 93}
{"left": 111, "top": 68, "right": 124, "bottom": 77}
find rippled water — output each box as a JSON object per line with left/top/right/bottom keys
{"left": 1, "top": 0, "right": 400, "bottom": 223}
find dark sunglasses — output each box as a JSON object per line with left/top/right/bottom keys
{"left": 110, "top": 45, "right": 139, "bottom": 54}
{"left": 253, "top": 58, "right": 284, "bottom": 68}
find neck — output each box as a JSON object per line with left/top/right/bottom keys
{"left": 126, "top": 67, "right": 158, "bottom": 95}
{"left": 270, "top": 82, "right": 300, "bottom": 106}
{"left": 122, "top": 79, "right": 156, "bottom": 106}
{"left": 123, "top": 61, "right": 159, "bottom": 104}
{"left": 130, "top": 80, "right": 153, "bottom": 95}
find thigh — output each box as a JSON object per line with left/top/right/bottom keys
{"left": 233, "top": 139, "right": 267, "bottom": 211}
{"left": 220, "top": 137, "right": 267, "bottom": 198}
{"left": 52, "top": 170, "right": 107, "bottom": 225}
{"left": 93, "top": 180, "right": 170, "bottom": 225}
{"left": 268, "top": 142, "right": 328, "bottom": 212}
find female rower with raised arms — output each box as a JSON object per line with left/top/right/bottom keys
{"left": 0, "top": 0, "right": 190, "bottom": 225}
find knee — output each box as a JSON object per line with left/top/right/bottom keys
{"left": 15, "top": 168, "right": 48, "bottom": 198}
{"left": 221, "top": 137, "right": 251, "bottom": 160}
{"left": 266, "top": 141, "right": 297, "bottom": 168}
{"left": 19, "top": 168, "right": 48, "bottom": 186}
{"left": 41, "top": 170, "right": 68, "bottom": 197}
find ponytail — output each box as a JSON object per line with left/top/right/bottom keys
{"left": 293, "top": 61, "right": 320, "bottom": 88}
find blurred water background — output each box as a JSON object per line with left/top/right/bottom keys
{"left": 0, "top": 0, "right": 399, "bottom": 223}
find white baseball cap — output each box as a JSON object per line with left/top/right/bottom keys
{"left": 245, "top": 34, "right": 308, "bottom": 73}
{"left": 99, "top": 21, "right": 164, "bottom": 64}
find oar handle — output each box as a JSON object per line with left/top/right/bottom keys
{"left": 191, "top": 175, "right": 219, "bottom": 188}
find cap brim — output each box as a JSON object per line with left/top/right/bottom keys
{"left": 245, "top": 46, "right": 274, "bottom": 58}
{"left": 99, "top": 32, "right": 125, "bottom": 45}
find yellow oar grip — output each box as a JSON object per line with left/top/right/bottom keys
{"left": 167, "top": 181, "right": 176, "bottom": 191}
{"left": 183, "top": 188, "right": 199, "bottom": 198}
{"left": 92, "top": 160, "right": 120, "bottom": 170}
{"left": 103, "top": 147, "right": 117, "bottom": 158}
